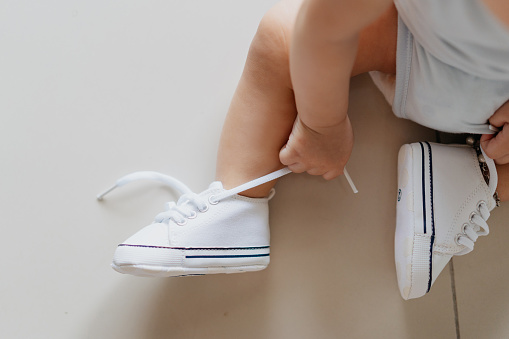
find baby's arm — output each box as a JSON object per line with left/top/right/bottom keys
{"left": 291, "top": 0, "right": 391, "bottom": 129}
{"left": 280, "top": 0, "right": 392, "bottom": 179}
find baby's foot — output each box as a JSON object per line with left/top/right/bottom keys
{"left": 395, "top": 142, "right": 498, "bottom": 299}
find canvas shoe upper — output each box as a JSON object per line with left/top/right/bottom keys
{"left": 98, "top": 168, "right": 291, "bottom": 277}
{"left": 395, "top": 142, "right": 498, "bottom": 300}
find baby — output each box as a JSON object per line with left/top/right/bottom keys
{"left": 100, "top": 0, "right": 509, "bottom": 299}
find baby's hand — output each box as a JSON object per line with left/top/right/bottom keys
{"left": 481, "top": 100, "right": 509, "bottom": 165}
{"left": 279, "top": 116, "right": 354, "bottom": 180}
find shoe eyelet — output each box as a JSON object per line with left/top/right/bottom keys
{"left": 462, "top": 223, "right": 469, "bottom": 234}
{"left": 187, "top": 211, "right": 197, "bottom": 219}
{"left": 469, "top": 212, "right": 477, "bottom": 223}
{"left": 454, "top": 234, "right": 463, "bottom": 246}
{"left": 208, "top": 195, "right": 219, "bottom": 205}
{"left": 176, "top": 220, "right": 187, "bottom": 226}
{"left": 477, "top": 200, "right": 486, "bottom": 211}
{"left": 199, "top": 205, "right": 209, "bottom": 213}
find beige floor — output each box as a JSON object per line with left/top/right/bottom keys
{"left": 1, "top": 1, "right": 508, "bottom": 338}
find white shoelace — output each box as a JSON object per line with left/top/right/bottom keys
{"left": 97, "top": 168, "right": 292, "bottom": 225}
{"left": 97, "top": 167, "right": 292, "bottom": 201}
{"left": 456, "top": 201, "right": 490, "bottom": 255}
{"left": 455, "top": 145, "right": 497, "bottom": 254}
{"left": 97, "top": 167, "right": 357, "bottom": 225}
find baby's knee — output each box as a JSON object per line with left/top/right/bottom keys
{"left": 248, "top": 1, "right": 300, "bottom": 69}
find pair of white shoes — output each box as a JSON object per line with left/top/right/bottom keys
{"left": 100, "top": 142, "right": 498, "bottom": 299}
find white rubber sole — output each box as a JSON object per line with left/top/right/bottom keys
{"left": 395, "top": 142, "right": 435, "bottom": 300}
{"left": 112, "top": 245, "right": 270, "bottom": 277}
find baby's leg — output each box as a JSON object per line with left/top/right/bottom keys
{"left": 216, "top": 0, "right": 397, "bottom": 197}
{"left": 109, "top": 2, "right": 398, "bottom": 278}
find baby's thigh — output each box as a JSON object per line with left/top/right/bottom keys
{"left": 248, "top": 0, "right": 303, "bottom": 77}
{"left": 253, "top": 0, "right": 397, "bottom": 81}
{"left": 254, "top": 0, "right": 303, "bottom": 51}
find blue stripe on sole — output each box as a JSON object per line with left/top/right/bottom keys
{"left": 424, "top": 141, "right": 436, "bottom": 293}
{"left": 118, "top": 244, "right": 270, "bottom": 251}
{"left": 419, "top": 142, "right": 427, "bottom": 234}
{"left": 186, "top": 253, "right": 270, "bottom": 259}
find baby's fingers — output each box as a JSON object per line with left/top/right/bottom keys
{"left": 481, "top": 125, "right": 509, "bottom": 164}
{"left": 279, "top": 145, "right": 305, "bottom": 173}
{"left": 493, "top": 154, "right": 509, "bottom": 164}
{"left": 279, "top": 144, "right": 296, "bottom": 166}
{"left": 322, "top": 169, "right": 343, "bottom": 181}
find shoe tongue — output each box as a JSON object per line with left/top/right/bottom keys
{"left": 208, "top": 181, "right": 224, "bottom": 190}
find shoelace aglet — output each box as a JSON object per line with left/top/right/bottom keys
{"left": 97, "top": 184, "right": 118, "bottom": 201}
{"left": 344, "top": 168, "right": 358, "bottom": 194}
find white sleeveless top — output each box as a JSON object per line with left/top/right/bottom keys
{"left": 395, "top": 0, "right": 509, "bottom": 80}
{"left": 392, "top": 0, "right": 509, "bottom": 134}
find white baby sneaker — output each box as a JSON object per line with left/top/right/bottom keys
{"left": 395, "top": 142, "right": 498, "bottom": 300}
{"left": 98, "top": 168, "right": 291, "bottom": 277}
